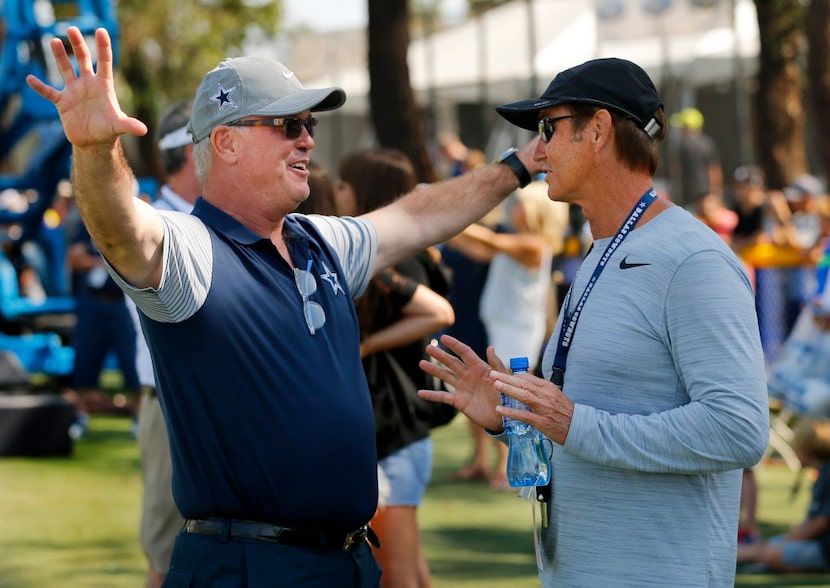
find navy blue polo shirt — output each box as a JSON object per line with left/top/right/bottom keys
{"left": 136, "top": 199, "right": 378, "bottom": 531}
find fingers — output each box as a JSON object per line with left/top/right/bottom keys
{"left": 419, "top": 358, "right": 457, "bottom": 390}
{"left": 25, "top": 74, "right": 60, "bottom": 103}
{"left": 416, "top": 389, "right": 456, "bottom": 407}
{"left": 68, "top": 27, "right": 95, "bottom": 76}
{"left": 93, "top": 27, "right": 114, "bottom": 79}
{"left": 485, "top": 346, "right": 507, "bottom": 373}
{"left": 49, "top": 36, "right": 76, "bottom": 83}
{"left": 31, "top": 26, "right": 111, "bottom": 100}
{"left": 436, "top": 334, "right": 480, "bottom": 366}
{"left": 424, "top": 339, "right": 465, "bottom": 372}
{"left": 492, "top": 370, "right": 540, "bottom": 405}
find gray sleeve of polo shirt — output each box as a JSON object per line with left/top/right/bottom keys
{"left": 305, "top": 214, "right": 378, "bottom": 299}
{"left": 105, "top": 210, "right": 213, "bottom": 324}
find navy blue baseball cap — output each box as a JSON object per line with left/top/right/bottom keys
{"left": 496, "top": 58, "right": 664, "bottom": 136}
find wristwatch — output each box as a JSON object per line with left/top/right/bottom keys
{"left": 495, "top": 147, "right": 532, "bottom": 188}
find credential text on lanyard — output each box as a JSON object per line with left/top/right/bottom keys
{"left": 550, "top": 187, "right": 658, "bottom": 385}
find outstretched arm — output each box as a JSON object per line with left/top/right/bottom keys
{"left": 365, "top": 140, "right": 544, "bottom": 272}
{"left": 26, "top": 27, "right": 164, "bottom": 289}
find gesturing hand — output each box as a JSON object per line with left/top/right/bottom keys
{"left": 25, "top": 27, "right": 147, "bottom": 147}
{"left": 418, "top": 334, "right": 507, "bottom": 432}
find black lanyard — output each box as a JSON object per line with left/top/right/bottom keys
{"left": 550, "top": 188, "right": 658, "bottom": 386}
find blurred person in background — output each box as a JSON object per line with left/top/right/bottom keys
{"left": 66, "top": 201, "right": 140, "bottom": 429}
{"left": 437, "top": 205, "right": 503, "bottom": 487}
{"left": 670, "top": 107, "right": 722, "bottom": 209}
{"left": 457, "top": 182, "right": 568, "bottom": 488}
{"left": 338, "top": 148, "right": 455, "bottom": 588}
{"left": 738, "top": 418, "right": 830, "bottom": 573}
{"left": 296, "top": 160, "right": 338, "bottom": 215}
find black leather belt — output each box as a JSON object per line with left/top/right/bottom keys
{"left": 183, "top": 518, "right": 379, "bottom": 551}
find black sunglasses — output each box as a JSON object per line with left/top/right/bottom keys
{"left": 229, "top": 116, "right": 318, "bottom": 139}
{"left": 538, "top": 115, "right": 578, "bottom": 143}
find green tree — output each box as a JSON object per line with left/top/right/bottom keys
{"left": 114, "top": 0, "right": 281, "bottom": 180}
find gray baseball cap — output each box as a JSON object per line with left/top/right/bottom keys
{"left": 187, "top": 56, "right": 346, "bottom": 143}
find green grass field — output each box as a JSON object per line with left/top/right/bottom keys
{"left": 0, "top": 412, "right": 827, "bottom": 587}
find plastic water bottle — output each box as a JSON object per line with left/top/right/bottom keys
{"left": 502, "top": 357, "right": 550, "bottom": 487}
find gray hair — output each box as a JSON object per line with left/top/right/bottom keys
{"left": 192, "top": 127, "right": 252, "bottom": 183}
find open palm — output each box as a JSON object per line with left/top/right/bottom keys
{"left": 25, "top": 27, "right": 147, "bottom": 147}
{"left": 418, "top": 334, "right": 507, "bottom": 432}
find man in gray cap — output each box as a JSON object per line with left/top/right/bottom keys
{"left": 420, "top": 57, "right": 769, "bottom": 586}
{"left": 26, "top": 27, "right": 540, "bottom": 586}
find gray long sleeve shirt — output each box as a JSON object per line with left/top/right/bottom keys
{"left": 537, "top": 206, "right": 768, "bottom": 587}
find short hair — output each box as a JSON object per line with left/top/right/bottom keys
{"left": 192, "top": 137, "right": 211, "bottom": 184}
{"left": 569, "top": 103, "right": 666, "bottom": 176}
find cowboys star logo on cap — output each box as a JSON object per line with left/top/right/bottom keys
{"left": 210, "top": 83, "right": 237, "bottom": 112}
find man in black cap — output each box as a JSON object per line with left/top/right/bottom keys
{"left": 420, "top": 58, "right": 769, "bottom": 586}
{"left": 26, "top": 27, "right": 541, "bottom": 586}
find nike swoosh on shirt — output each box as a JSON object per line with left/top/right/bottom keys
{"left": 619, "top": 256, "right": 651, "bottom": 270}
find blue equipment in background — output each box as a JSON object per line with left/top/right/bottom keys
{"left": 0, "top": 0, "right": 119, "bottom": 377}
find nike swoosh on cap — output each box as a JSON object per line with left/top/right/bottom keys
{"left": 619, "top": 256, "right": 651, "bottom": 270}
{"left": 282, "top": 70, "right": 295, "bottom": 79}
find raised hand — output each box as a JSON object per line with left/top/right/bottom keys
{"left": 25, "top": 27, "right": 147, "bottom": 147}
{"left": 418, "top": 334, "right": 507, "bottom": 432}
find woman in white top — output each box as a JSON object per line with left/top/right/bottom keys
{"left": 476, "top": 181, "right": 569, "bottom": 370}
{"left": 454, "top": 182, "right": 568, "bottom": 489}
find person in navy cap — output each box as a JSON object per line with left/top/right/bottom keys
{"left": 420, "top": 57, "right": 769, "bottom": 587}
{"left": 26, "top": 27, "right": 543, "bottom": 587}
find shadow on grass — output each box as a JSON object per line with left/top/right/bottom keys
{"left": 423, "top": 524, "right": 537, "bottom": 583}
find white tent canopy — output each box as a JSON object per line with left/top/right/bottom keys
{"left": 298, "top": 0, "right": 758, "bottom": 115}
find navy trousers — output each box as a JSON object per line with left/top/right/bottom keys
{"left": 163, "top": 528, "right": 382, "bottom": 588}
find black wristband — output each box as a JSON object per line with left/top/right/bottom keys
{"left": 495, "top": 147, "right": 532, "bottom": 188}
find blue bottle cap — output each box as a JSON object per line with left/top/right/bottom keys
{"left": 509, "top": 357, "right": 529, "bottom": 372}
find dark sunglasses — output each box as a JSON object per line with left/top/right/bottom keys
{"left": 538, "top": 115, "right": 578, "bottom": 143}
{"left": 229, "top": 116, "right": 318, "bottom": 139}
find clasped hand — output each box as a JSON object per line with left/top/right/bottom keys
{"left": 418, "top": 334, "right": 574, "bottom": 445}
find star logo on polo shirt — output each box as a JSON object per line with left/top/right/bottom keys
{"left": 319, "top": 262, "right": 344, "bottom": 296}
{"left": 210, "top": 83, "right": 237, "bottom": 112}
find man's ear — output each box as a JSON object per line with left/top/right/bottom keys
{"left": 210, "top": 126, "right": 239, "bottom": 163}
{"left": 593, "top": 109, "right": 613, "bottom": 142}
